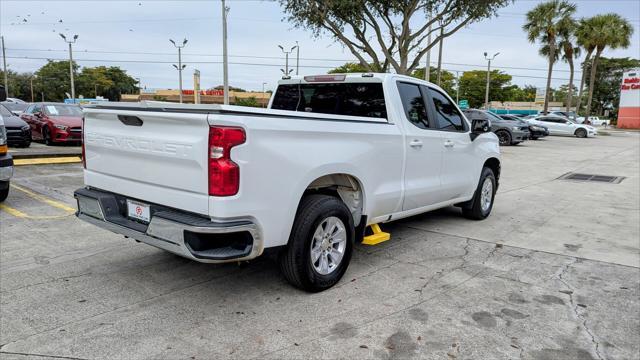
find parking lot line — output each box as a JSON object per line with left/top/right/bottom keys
{"left": 13, "top": 156, "right": 82, "bottom": 166}
{"left": 10, "top": 184, "right": 76, "bottom": 212}
{"left": 0, "top": 203, "right": 28, "bottom": 218}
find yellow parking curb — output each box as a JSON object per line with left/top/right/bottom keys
{"left": 13, "top": 156, "right": 82, "bottom": 166}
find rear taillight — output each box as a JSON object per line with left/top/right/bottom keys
{"left": 208, "top": 126, "right": 245, "bottom": 196}
{"left": 81, "top": 117, "right": 86, "bottom": 169}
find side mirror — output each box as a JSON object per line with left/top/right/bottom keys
{"left": 34, "top": 111, "right": 43, "bottom": 117}
{"left": 470, "top": 119, "right": 491, "bottom": 141}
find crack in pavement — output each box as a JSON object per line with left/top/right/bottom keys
{"left": 554, "top": 257, "right": 605, "bottom": 360}
{"left": 0, "top": 350, "right": 88, "bottom": 360}
{"left": 253, "top": 238, "right": 527, "bottom": 360}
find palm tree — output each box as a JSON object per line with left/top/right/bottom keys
{"left": 584, "top": 14, "right": 634, "bottom": 119}
{"left": 558, "top": 24, "right": 580, "bottom": 114}
{"left": 575, "top": 18, "right": 596, "bottom": 114}
{"left": 523, "top": 0, "right": 577, "bottom": 113}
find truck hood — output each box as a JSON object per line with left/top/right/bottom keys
{"left": 1, "top": 114, "right": 28, "bottom": 128}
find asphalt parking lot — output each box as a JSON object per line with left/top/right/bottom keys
{"left": 1, "top": 132, "right": 639, "bottom": 360}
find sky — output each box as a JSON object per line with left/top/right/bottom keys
{"left": 1, "top": 0, "right": 639, "bottom": 93}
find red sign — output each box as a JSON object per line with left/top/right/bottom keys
{"left": 182, "top": 90, "right": 225, "bottom": 96}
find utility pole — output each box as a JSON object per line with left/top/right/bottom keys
{"left": 1, "top": 36, "right": 8, "bottom": 97}
{"left": 222, "top": 0, "right": 229, "bottom": 105}
{"left": 170, "top": 38, "right": 188, "bottom": 103}
{"left": 455, "top": 70, "right": 460, "bottom": 104}
{"left": 30, "top": 76, "right": 35, "bottom": 102}
{"left": 59, "top": 33, "right": 78, "bottom": 103}
{"left": 193, "top": 70, "right": 201, "bottom": 104}
{"left": 262, "top": 82, "right": 267, "bottom": 108}
{"left": 424, "top": 14, "right": 432, "bottom": 82}
{"left": 436, "top": 24, "right": 444, "bottom": 86}
{"left": 278, "top": 44, "right": 297, "bottom": 77}
{"left": 295, "top": 41, "right": 300, "bottom": 75}
{"left": 484, "top": 52, "right": 499, "bottom": 110}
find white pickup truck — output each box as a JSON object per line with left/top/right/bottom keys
{"left": 75, "top": 73, "right": 501, "bottom": 291}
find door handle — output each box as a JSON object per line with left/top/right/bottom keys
{"left": 409, "top": 139, "right": 423, "bottom": 148}
{"left": 444, "top": 140, "right": 454, "bottom": 148}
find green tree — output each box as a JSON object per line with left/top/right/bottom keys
{"left": 503, "top": 84, "right": 537, "bottom": 102}
{"left": 35, "top": 60, "right": 79, "bottom": 102}
{"left": 574, "top": 17, "right": 597, "bottom": 114}
{"left": 523, "top": 0, "right": 577, "bottom": 113}
{"left": 411, "top": 67, "right": 456, "bottom": 97}
{"left": 234, "top": 96, "right": 260, "bottom": 107}
{"left": 458, "top": 70, "right": 513, "bottom": 108}
{"left": 584, "top": 57, "right": 640, "bottom": 118}
{"left": 0, "top": 69, "right": 34, "bottom": 101}
{"left": 280, "top": 0, "right": 512, "bottom": 74}
{"left": 327, "top": 62, "right": 370, "bottom": 74}
{"left": 583, "top": 14, "right": 634, "bottom": 119}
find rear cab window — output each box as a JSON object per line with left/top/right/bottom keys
{"left": 271, "top": 82, "right": 387, "bottom": 119}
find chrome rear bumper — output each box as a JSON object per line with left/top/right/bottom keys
{"left": 74, "top": 187, "right": 262, "bottom": 263}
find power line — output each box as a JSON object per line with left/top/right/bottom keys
{"left": 5, "top": 48, "right": 583, "bottom": 74}
{"left": 5, "top": 56, "right": 576, "bottom": 81}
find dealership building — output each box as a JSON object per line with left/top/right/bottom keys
{"left": 617, "top": 69, "right": 640, "bottom": 129}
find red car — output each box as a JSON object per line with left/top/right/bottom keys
{"left": 21, "top": 103, "right": 83, "bottom": 145}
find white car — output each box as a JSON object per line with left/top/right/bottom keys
{"left": 74, "top": 73, "right": 501, "bottom": 291}
{"left": 528, "top": 116, "right": 597, "bottom": 138}
{"left": 576, "top": 116, "right": 610, "bottom": 126}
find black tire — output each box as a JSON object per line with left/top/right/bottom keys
{"left": 495, "top": 130, "right": 512, "bottom": 146}
{"left": 531, "top": 136, "right": 539, "bottom": 140}
{"left": 0, "top": 182, "right": 9, "bottom": 202}
{"left": 461, "top": 167, "right": 496, "bottom": 220}
{"left": 22, "top": 139, "right": 31, "bottom": 148}
{"left": 279, "top": 194, "right": 355, "bottom": 292}
{"left": 43, "top": 127, "right": 53, "bottom": 145}
{"left": 575, "top": 128, "right": 587, "bottom": 138}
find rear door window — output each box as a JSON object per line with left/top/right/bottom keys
{"left": 396, "top": 82, "right": 430, "bottom": 129}
{"left": 271, "top": 83, "right": 387, "bottom": 119}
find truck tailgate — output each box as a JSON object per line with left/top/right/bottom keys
{"left": 83, "top": 108, "right": 211, "bottom": 215}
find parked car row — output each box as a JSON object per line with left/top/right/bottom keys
{"left": 462, "top": 109, "right": 597, "bottom": 146}
{"left": 0, "top": 101, "right": 84, "bottom": 147}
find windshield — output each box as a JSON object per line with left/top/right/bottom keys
{"left": 485, "top": 111, "right": 504, "bottom": 122}
{"left": 0, "top": 104, "right": 13, "bottom": 117}
{"left": 44, "top": 105, "right": 83, "bottom": 116}
{"left": 2, "top": 102, "right": 28, "bottom": 112}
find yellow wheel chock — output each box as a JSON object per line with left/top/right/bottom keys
{"left": 362, "top": 223, "right": 391, "bottom": 245}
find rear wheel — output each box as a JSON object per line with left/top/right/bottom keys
{"left": 279, "top": 194, "right": 354, "bottom": 292}
{"left": 530, "top": 136, "right": 539, "bottom": 140}
{"left": 495, "top": 130, "right": 511, "bottom": 146}
{"left": 461, "top": 167, "right": 496, "bottom": 220}
{"left": 575, "top": 128, "right": 587, "bottom": 138}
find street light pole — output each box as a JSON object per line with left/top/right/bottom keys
{"left": 455, "top": 70, "right": 460, "bottom": 104}
{"left": 436, "top": 25, "right": 444, "bottom": 86}
{"left": 1, "top": 36, "right": 8, "bottom": 97}
{"left": 222, "top": 0, "right": 230, "bottom": 105}
{"left": 59, "top": 33, "right": 78, "bottom": 103}
{"left": 424, "top": 14, "right": 432, "bottom": 82}
{"left": 170, "top": 38, "right": 188, "bottom": 103}
{"left": 278, "top": 45, "right": 297, "bottom": 77}
{"left": 484, "top": 51, "right": 499, "bottom": 110}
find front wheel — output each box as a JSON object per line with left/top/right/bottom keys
{"left": 575, "top": 128, "right": 587, "bottom": 138}
{"left": 461, "top": 167, "right": 496, "bottom": 220}
{"left": 0, "top": 181, "right": 9, "bottom": 202}
{"left": 495, "top": 130, "right": 512, "bottom": 146}
{"left": 43, "top": 127, "right": 54, "bottom": 145}
{"left": 279, "top": 194, "right": 354, "bottom": 292}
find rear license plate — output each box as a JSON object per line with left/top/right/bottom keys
{"left": 127, "top": 199, "right": 150, "bottom": 223}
